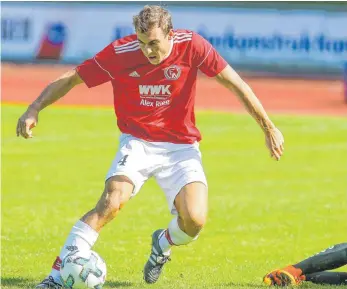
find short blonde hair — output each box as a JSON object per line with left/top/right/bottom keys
{"left": 133, "top": 5, "right": 173, "bottom": 35}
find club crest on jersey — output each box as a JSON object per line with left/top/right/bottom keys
{"left": 164, "top": 65, "right": 181, "bottom": 80}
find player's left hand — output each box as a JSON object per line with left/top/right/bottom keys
{"left": 265, "top": 127, "right": 284, "bottom": 161}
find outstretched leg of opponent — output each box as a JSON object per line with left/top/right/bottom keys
{"left": 263, "top": 243, "right": 347, "bottom": 286}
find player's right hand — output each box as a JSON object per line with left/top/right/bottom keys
{"left": 16, "top": 108, "right": 39, "bottom": 139}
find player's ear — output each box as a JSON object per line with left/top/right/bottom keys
{"left": 168, "top": 29, "right": 174, "bottom": 40}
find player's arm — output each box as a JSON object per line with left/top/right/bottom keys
{"left": 16, "top": 69, "right": 83, "bottom": 139}
{"left": 16, "top": 43, "right": 115, "bottom": 139}
{"left": 215, "top": 65, "right": 284, "bottom": 160}
{"left": 30, "top": 69, "right": 83, "bottom": 112}
{"left": 215, "top": 65, "right": 274, "bottom": 133}
{"left": 191, "top": 32, "right": 283, "bottom": 160}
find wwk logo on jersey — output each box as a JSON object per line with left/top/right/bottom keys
{"left": 139, "top": 85, "right": 171, "bottom": 98}
{"left": 164, "top": 65, "right": 181, "bottom": 80}
{"left": 139, "top": 85, "right": 171, "bottom": 107}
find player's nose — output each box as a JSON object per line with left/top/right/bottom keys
{"left": 144, "top": 46, "right": 153, "bottom": 55}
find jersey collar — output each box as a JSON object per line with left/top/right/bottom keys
{"left": 162, "top": 38, "right": 174, "bottom": 61}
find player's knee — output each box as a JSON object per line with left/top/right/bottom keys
{"left": 175, "top": 182, "right": 208, "bottom": 234}
{"left": 183, "top": 209, "right": 207, "bottom": 233}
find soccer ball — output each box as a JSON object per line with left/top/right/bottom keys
{"left": 60, "top": 250, "right": 107, "bottom": 289}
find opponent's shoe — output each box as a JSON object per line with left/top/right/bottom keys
{"left": 143, "top": 229, "right": 171, "bottom": 284}
{"left": 35, "top": 276, "right": 63, "bottom": 289}
{"left": 263, "top": 266, "right": 305, "bottom": 286}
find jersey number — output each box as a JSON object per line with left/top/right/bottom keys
{"left": 118, "top": 155, "right": 129, "bottom": 166}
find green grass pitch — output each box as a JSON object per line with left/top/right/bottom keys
{"left": 2, "top": 104, "right": 346, "bottom": 288}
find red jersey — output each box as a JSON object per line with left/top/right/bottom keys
{"left": 76, "top": 29, "right": 227, "bottom": 144}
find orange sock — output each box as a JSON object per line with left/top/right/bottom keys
{"left": 283, "top": 265, "right": 304, "bottom": 279}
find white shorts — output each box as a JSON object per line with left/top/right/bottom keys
{"left": 105, "top": 133, "right": 207, "bottom": 215}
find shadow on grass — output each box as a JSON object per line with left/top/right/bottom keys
{"left": 105, "top": 280, "right": 133, "bottom": 287}
{"left": 220, "top": 282, "right": 267, "bottom": 288}
{"left": 1, "top": 277, "right": 133, "bottom": 288}
{"left": 220, "top": 281, "right": 346, "bottom": 288}
{"left": 1, "top": 277, "right": 36, "bottom": 288}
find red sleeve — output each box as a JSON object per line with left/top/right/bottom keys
{"left": 76, "top": 44, "right": 116, "bottom": 88}
{"left": 191, "top": 33, "right": 228, "bottom": 77}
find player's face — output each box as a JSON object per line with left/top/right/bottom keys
{"left": 137, "top": 27, "right": 174, "bottom": 65}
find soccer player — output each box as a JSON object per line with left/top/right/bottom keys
{"left": 263, "top": 243, "right": 347, "bottom": 286}
{"left": 16, "top": 5, "right": 284, "bottom": 288}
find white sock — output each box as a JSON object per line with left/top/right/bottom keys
{"left": 158, "top": 217, "right": 198, "bottom": 254}
{"left": 50, "top": 220, "right": 99, "bottom": 279}
{"left": 158, "top": 230, "right": 171, "bottom": 254}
